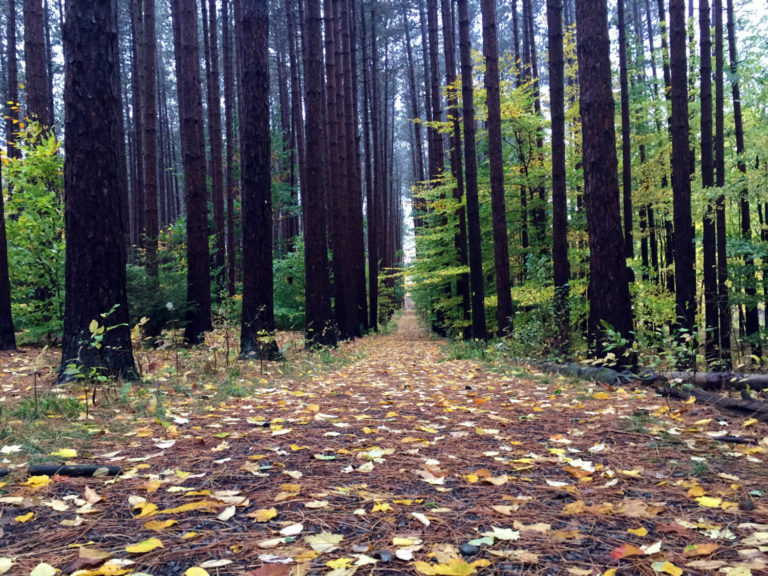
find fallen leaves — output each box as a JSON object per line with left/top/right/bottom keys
{"left": 125, "top": 538, "right": 164, "bottom": 554}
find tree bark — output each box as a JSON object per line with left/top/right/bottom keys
{"left": 700, "top": 0, "right": 719, "bottom": 365}
{"left": 618, "top": 0, "right": 633, "bottom": 260}
{"left": 458, "top": 0, "right": 486, "bottom": 340}
{"left": 24, "top": 0, "right": 53, "bottom": 128}
{"left": 482, "top": 0, "right": 514, "bottom": 336}
{"left": 726, "top": 0, "right": 759, "bottom": 358}
{"left": 142, "top": 0, "right": 159, "bottom": 277}
{"left": 669, "top": 0, "right": 696, "bottom": 359}
{"left": 59, "top": 0, "right": 136, "bottom": 379}
{"left": 303, "top": 0, "right": 337, "bottom": 348}
{"left": 171, "top": 0, "right": 212, "bottom": 344}
{"left": 547, "top": 0, "right": 569, "bottom": 351}
{"left": 207, "top": 0, "right": 226, "bottom": 294}
{"left": 6, "top": 0, "right": 21, "bottom": 160}
{"left": 575, "top": 0, "right": 634, "bottom": 360}
{"left": 238, "top": 0, "right": 279, "bottom": 360}
{"left": 363, "top": 6, "right": 378, "bottom": 330}
{"left": 223, "top": 0, "right": 237, "bottom": 296}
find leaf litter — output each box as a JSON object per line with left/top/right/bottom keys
{"left": 0, "top": 311, "right": 767, "bottom": 575}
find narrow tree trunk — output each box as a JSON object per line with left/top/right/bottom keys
{"left": 171, "top": 0, "right": 212, "bottom": 344}
{"left": 7, "top": 0, "right": 21, "bottom": 161}
{"left": 143, "top": 0, "right": 159, "bottom": 277}
{"left": 24, "top": 0, "right": 53, "bottom": 128}
{"left": 714, "top": 0, "right": 730, "bottom": 367}
{"left": 130, "top": 0, "right": 145, "bottom": 249}
{"left": 223, "top": 0, "right": 237, "bottom": 295}
{"left": 206, "top": 0, "right": 226, "bottom": 294}
{"left": 59, "top": 0, "right": 136, "bottom": 379}
{"left": 303, "top": 0, "right": 337, "bottom": 347}
{"left": 669, "top": 0, "right": 697, "bottom": 364}
{"left": 700, "top": 0, "right": 718, "bottom": 365}
{"left": 402, "top": 2, "right": 424, "bottom": 187}
{"left": 442, "top": 0, "right": 470, "bottom": 335}
{"left": 363, "top": 6, "right": 378, "bottom": 330}
{"left": 547, "top": 0, "right": 569, "bottom": 350}
{"left": 482, "top": 0, "right": 514, "bottom": 335}
{"left": 0, "top": 166, "right": 14, "bottom": 350}
{"left": 43, "top": 0, "right": 55, "bottom": 125}
{"left": 618, "top": 0, "right": 633, "bottom": 260}
{"left": 575, "top": 0, "right": 634, "bottom": 360}
{"left": 458, "top": 0, "right": 486, "bottom": 340}
{"left": 726, "top": 0, "right": 758, "bottom": 357}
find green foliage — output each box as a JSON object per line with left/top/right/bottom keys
{"left": 126, "top": 219, "right": 189, "bottom": 338}
{"left": 273, "top": 237, "right": 305, "bottom": 330}
{"left": 3, "top": 124, "right": 65, "bottom": 344}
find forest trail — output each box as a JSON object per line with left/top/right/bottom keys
{"left": 2, "top": 313, "right": 768, "bottom": 575}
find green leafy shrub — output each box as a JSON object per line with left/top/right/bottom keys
{"left": 3, "top": 124, "right": 65, "bottom": 344}
{"left": 273, "top": 238, "right": 305, "bottom": 330}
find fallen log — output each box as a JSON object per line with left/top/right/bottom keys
{"left": 522, "top": 360, "right": 768, "bottom": 422}
{"left": 661, "top": 372, "right": 768, "bottom": 392}
{"left": 28, "top": 464, "right": 122, "bottom": 477}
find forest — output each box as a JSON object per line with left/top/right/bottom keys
{"left": 2, "top": 1, "right": 768, "bottom": 574}
{"left": 0, "top": 0, "right": 766, "bottom": 377}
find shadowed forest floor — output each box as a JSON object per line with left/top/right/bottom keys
{"left": 1, "top": 310, "right": 768, "bottom": 575}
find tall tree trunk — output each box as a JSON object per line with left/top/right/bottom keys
{"left": 303, "top": 0, "right": 337, "bottom": 347}
{"left": 618, "top": 0, "right": 633, "bottom": 260}
{"left": 342, "top": 0, "right": 368, "bottom": 334}
{"left": 482, "top": 0, "right": 514, "bottom": 335}
{"left": 59, "top": 0, "right": 136, "bottom": 379}
{"left": 43, "top": 0, "right": 55, "bottom": 124}
{"left": 24, "top": 0, "right": 53, "bottom": 128}
{"left": 239, "top": 0, "right": 279, "bottom": 359}
{"left": 130, "top": 0, "right": 145, "bottom": 250}
{"left": 402, "top": 2, "right": 424, "bottom": 187}
{"left": 364, "top": 6, "right": 378, "bottom": 330}
{"left": 700, "top": 0, "right": 719, "bottom": 364}
{"left": 206, "top": 0, "right": 226, "bottom": 294}
{"left": 575, "top": 0, "right": 634, "bottom": 360}
{"left": 669, "top": 0, "right": 696, "bottom": 364}
{"left": 171, "top": 0, "right": 212, "bottom": 344}
{"left": 286, "top": 0, "right": 305, "bottom": 238}
{"left": 7, "top": 0, "right": 21, "bottom": 160}
{"left": 726, "top": 0, "right": 758, "bottom": 357}
{"left": 458, "top": 0, "right": 487, "bottom": 340}
{"left": 442, "top": 0, "right": 470, "bottom": 335}
{"left": 547, "top": 0, "right": 569, "bottom": 350}
{"left": 143, "top": 0, "right": 159, "bottom": 277}
{"left": 426, "top": 0, "right": 443, "bottom": 180}
{"left": 0, "top": 158, "right": 14, "bottom": 349}
{"left": 223, "top": 0, "right": 237, "bottom": 295}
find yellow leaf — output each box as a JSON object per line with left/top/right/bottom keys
{"left": 133, "top": 502, "right": 158, "bottom": 518}
{"left": 144, "top": 519, "right": 177, "bottom": 532}
{"left": 463, "top": 474, "right": 479, "bottom": 483}
{"left": 290, "top": 444, "right": 308, "bottom": 451}
{"left": 687, "top": 485, "right": 706, "bottom": 498}
{"left": 326, "top": 558, "right": 354, "bottom": 569}
{"left": 413, "top": 558, "right": 491, "bottom": 575}
{"left": 125, "top": 537, "right": 163, "bottom": 554}
{"left": 744, "top": 418, "right": 758, "bottom": 427}
{"left": 372, "top": 502, "right": 393, "bottom": 513}
{"left": 652, "top": 561, "right": 682, "bottom": 576}
{"left": 393, "top": 537, "right": 416, "bottom": 546}
{"left": 26, "top": 475, "right": 52, "bottom": 489}
{"left": 602, "top": 570, "right": 617, "bottom": 576}
{"left": 181, "top": 532, "right": 201, "bottom": 539}
{"left": 249, "top": 507, "right": 277, "bottom": 522}
{"left": 627, "top": 526, "right": 648, "bottom": 536}
{"left": 695, "top": 496, "right": 723, "bottom": 508}
{"left": 50, "top": 448, "right": 78, "bottom": 459}
{"left": 184, "top": 569, "right": 210, "bottom": 576}
{"left": 158, "top": 500, "right": 219, "bottom": 514}
{"left": 14, "top": 512, "right": 34, "bottom": 523}
{"left": 593, "top": 392, "right": 611, "bottom": 400}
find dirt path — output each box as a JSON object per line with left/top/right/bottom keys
{"left": 2, "top": 314, "right": 768, "bottom": 575}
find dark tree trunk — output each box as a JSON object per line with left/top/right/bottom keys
{"left": 426, "top": 0, "right": 443, "bottom": 180}
{"left": 7, "top": 0, "right": 21, "bottom": 160}
{"left": 59, "top": 0, "right": 136, "bottom": 379}
{"left": 700, "top": 0, "right": 718, "bottom": 364}
{"left": 714, "top": 0, "right": 730, "bottom": 367}
{"left": 458, "top": 0, "right": 486, "bottom": 340}
{"left": 442, "top": 0, "right": 470, "bottom": 334}
{"left": 171, "top": 0, "right": 212, "bottom": 344}
{"left": 206, "top": 0, "right": 226, "bottom": 294}
{"left": 238, "top": 0, "right": 279, "bottom": 359}
{"left": 44, "top": 0, "right": 55, "bottom": 124}
{"left": 547, "top": 0, "right": 569, "bottom": 351}
{"left": 303, "top": 0, "right": 337, "bottom": 347}
{"left": 482, "top": 0, "right": 514, "bottom": 335}
{"left": 618, "top": 0, "right": 633, "bottom": 260}
{"left": 341, "top": 0, "right": 367, "bottom": 335}
{"left": 142, "top": 0, "right": 159, "bottom": 277}
{"left": 512, "top": 0, "right": 522, "bottom": 82}
{"left": 223, "top": 0, "right": 237, "bottom": 296}
{"left": 0, "top": 158, "right": 14, "bottom": 350}
{"left": 363, "top": 6, "right": 378, "bottom": 330}
{"left": 575, "top": 0, "right": 634, "bottom": 360}
{"left": 24, "top": 0, "right": 53, "bottom": 128}
{"left": 726, "top": 0, "right": 758, "bottom": 357}
{"left": 286, "top": 0, "right": 306, "bottom": 240}
{"left": 669, "top": 0, "right": 696, "bottom": 356}
{"left": 402, "top": 2, "right": 424, "bottom": 187}
{"left": 130, "top": 0, "right": 145, "bottom": 250}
